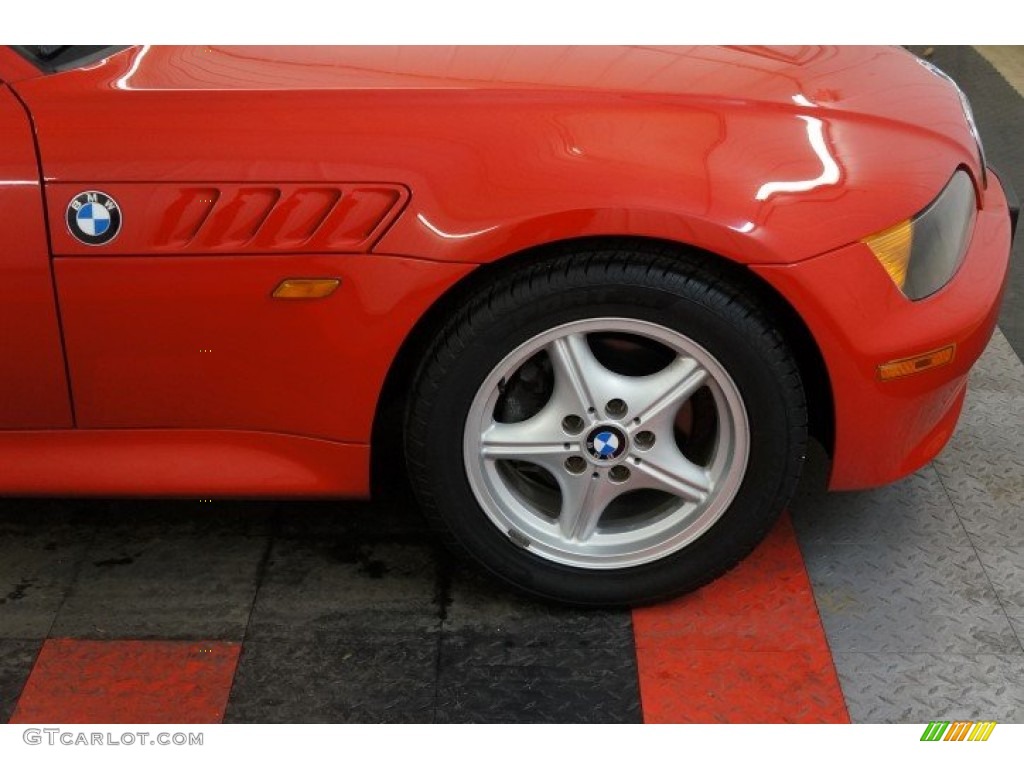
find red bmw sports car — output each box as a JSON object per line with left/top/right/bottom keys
{"left": 0, "top": 45, "right": 1017, "bottom": 605}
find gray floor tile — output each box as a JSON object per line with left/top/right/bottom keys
{"left": 50, "top": 533, "right": 267, "bottom": 640}
{"left": 225, "top": 636, "right": 438, "bottom": 723}
{"left": 1009, "top": 617, "right": 1024, "bottom": 648}
{"left": 0, "top": 640, "right": 39, "bottom": 723}
{"left": 792, "top": 460, "right": 965, "bottom": 549}
{"left": 802, "top": 537, "right": 1015, "bottom": 652}
{"left": 246, "top": 538, "right": 441, "bottom": 642}
{"left": 834, "top": 652, "right": 1024, "bottom": 723}
{"left": 972, "top": 543, "right": 1024, "bottom": 615}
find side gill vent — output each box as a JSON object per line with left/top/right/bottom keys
{"left": 152, "top": 184, "right": 406, "bottom": 253}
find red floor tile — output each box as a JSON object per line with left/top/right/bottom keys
{"left": 632, "top": 514, "right": 850, "bottom": 723}
{"left": 10, "top": 639, "right": 239, "bottom": 724}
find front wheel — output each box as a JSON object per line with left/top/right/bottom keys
{"left": 406, "top": 245, "right": 807, "bottom": 605}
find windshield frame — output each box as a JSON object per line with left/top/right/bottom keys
{"left": 10, "top": 46, "right": 130, "bottom": 74}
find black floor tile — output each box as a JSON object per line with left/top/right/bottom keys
{"left": 73, "top": 499, "right": 276, "bottom": 538}
{"left": 0, "top": 639, "right": 40, "bottom": 723}
{"left": 50, "top": 532, "right": 268, "bottom": 640}
{"left": 246, "top": 537, "right": 441, "bottom": 641}
{"left": 434, "top": 565, "right": 641, "bottom": 723}
{"left": 435, "top": 636, "right": 641, "bottom": 723}
{"left": 225, "top": 635, "right": 439, "bottom": 723}
{"left": 0, "top": 527, "right": 87, "bottom": 640}
{"left": 274, "top": 499, "right": 431, "bottom": 541}
{"left": 444, "top": 564, "right": 635, "bottom": 648}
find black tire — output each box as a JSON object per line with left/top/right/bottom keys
{"left": 405, "top": 243, "right": 807, "bottom": 606}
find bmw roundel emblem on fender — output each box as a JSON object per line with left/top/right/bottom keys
{"left": 66, "top": 191, "right": 122, "bottom": 246}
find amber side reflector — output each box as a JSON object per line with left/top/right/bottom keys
{"left": 878, "top": 344, "right": 955, "bottom": 381}
{"left": 863, "top": 219, "right": 914, "bottom": 290}
{"left": 271, "top": 278, "right": 340, "bottom": 299}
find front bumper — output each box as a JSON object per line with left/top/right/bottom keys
{"left": 752, "top": 171, "right": 1014, "bottom": 490}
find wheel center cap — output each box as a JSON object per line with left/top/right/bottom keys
{"left": 586, "top": 425, "right": 627, "bottom": 461}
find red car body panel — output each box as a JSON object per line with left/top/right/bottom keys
{"left": 753, "top": 173, "right": 1012, "bottom": 488}
{"left": 55, "top": 254, "right": 472, "bottom": 440}
{"left": 0, "top": 45, "right": 1013, "bottom": 496}
{"left": 0, "top": 87, "right": 73, "bottom": 429}
{"left": 0, "top": 429, "right": 370, "bottom": 497}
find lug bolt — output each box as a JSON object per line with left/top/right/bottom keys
{"left": 562, "top": 414, "right": 585, "bottom": 434}
{"left": 634, "top": 430, "right": 656, "bottom": 450}
{"left": 605, "top": 398, "right": 628, "bottom": 418}
{"left": 564, "top": 456, "right": 587, "bottom": 474}
{"left": 608, "top": 465, "right": 631, "bottom": 483}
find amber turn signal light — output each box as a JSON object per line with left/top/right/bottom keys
{"left": 271, "top": 278, "right": 341, "bottom": 299}
{"left": 863, "top": 219, "right": 913, "bottom": 290}
{"left": 878, "top": 344, "right": 955, "bottom": 380}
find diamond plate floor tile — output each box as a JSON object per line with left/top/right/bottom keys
{"left": 834, "top": 652, "right": 1024, "bottom": 723}
{"left": 0, "top": 640, "right": 39, "bottom": 723}
{"left": 225, "top": 636, "right": 438, "bottom": 723}
{"left": 245, "top": 538, "right": 440, "bottom": 642}
{"left": 50, "top": 532, "right": 268, "bottom": 640}
{"left": 73, "top": 499, "right": 276, "bottom": 539}
{"left": 800, "top": 535, "right": 1017, "bottom": 653}
{"left": 1009, "top": 617, "right": 1024, "bottom": 648}
{"left": 971, "top": 543, "right": 1024, "bottom": 616}
{"left": 435, "top": 636, "right": 641, "bottom": 723}
{"left": 791, "top": 455, "right": 966, "bottom": 549}
{"left": 11, "top": 639, "right": 239, "bottom": 724}
{"left": 0, "top": 526, "right": 88, "bottom": 640}
{"left": 962, "top": 330, "right": 1024, "bottom": 397}
{"left": 274, "top": 499, "right": 431, "bottom": 541}
{"left": 443, "top": 564, "right": 633, "bottom": 649}
{"left": 638, "top": 648, "right": 846, "bottom": 724}
{"left": 933, "top": 392, "right": 1024, "bottom": 550}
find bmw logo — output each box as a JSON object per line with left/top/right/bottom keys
{"left": 66, "top": 191, "right": 122, "bottom": 246}
{"left": 586, "top": 426, "right": 627, "bottom": 461}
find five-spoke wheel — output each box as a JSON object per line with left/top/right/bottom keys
{"left": 405, "top": 245, "right": 806, "bottom": 605}
{"left": 464, "top": 318, "right": 749, "bottom": 568}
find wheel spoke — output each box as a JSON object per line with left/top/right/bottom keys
{"left": 546, "top": 333, "right": 618, "bottom": 421}
{"left": 558, "top": 472, "right": 628, "bottom": 543}
{"left": 481, "top": 409, "right": 577, "bottom": 474}
{"left": 632, "top": 440, "right": 712, "bottom": 504}
{"left": 626, "top": 356, "right": 707, "bottom": 432}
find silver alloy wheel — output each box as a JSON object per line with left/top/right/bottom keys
{"left": 463, "top": 317, "right": 750, "bottom": 569}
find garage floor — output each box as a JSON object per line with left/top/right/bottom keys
{"left": 1, "top": 45, "right": 1022, "bottom": 724}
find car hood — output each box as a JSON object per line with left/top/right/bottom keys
{"left": 13, "top": 45, "right": 982, "bottom": 266}
{"left": 51, "top": 45, "right": 963, "bottom": 129}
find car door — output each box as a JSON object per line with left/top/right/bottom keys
{"left": 0, "top": 83, "right": 73, "bottom": 428}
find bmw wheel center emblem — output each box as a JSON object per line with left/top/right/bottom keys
{"left": 586, "top": 426, "right": 626, "bottom": 461}
{"left": 67, "top": 191, "right": 122, "bottom": 246}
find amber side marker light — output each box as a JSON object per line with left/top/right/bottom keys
{"left": 272, "top": 278, "right": 340, "bottom": 299}
{"left": 878, "top": 344, "right": 956, "bottom": 381}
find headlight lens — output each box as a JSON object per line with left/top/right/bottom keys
{"left": 863, "top": 170, "right": 977, "bottom": 300}
{"left": 916, "top": 57, "right": 987, "bottom": 186}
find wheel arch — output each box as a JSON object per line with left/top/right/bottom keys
{"left": 370, "top": 235, "right": 834, "bottom": 497}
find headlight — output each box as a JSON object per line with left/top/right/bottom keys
{"left": 863, "top": 170, "right": 977, "bottom": 300}
{"left": 917, "top": 57, "right": 987, "bottom": 187}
